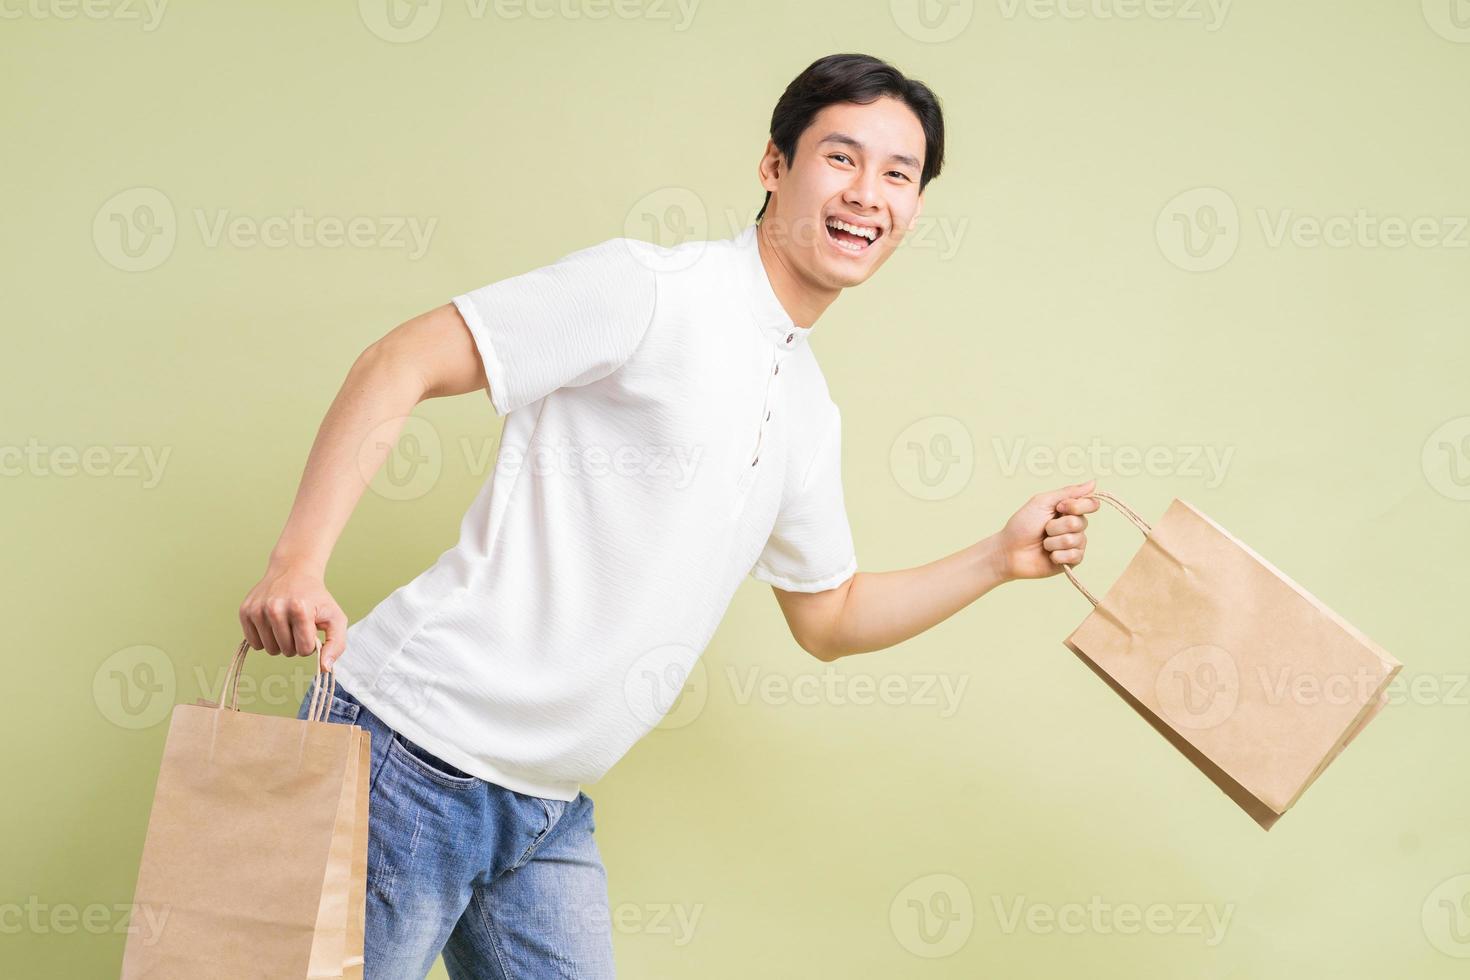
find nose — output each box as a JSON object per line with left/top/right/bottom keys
{"left": 842, "top": 167, "right": 881, "bottom": 214}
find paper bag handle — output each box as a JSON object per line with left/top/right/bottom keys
{"left": 1061, "top": 490, "right": 1153, "bottom": 607}
{"left": 217, "top": 636, "right": 336, "bottom": 723}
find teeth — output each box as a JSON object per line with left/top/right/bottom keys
{"left": 826, "top": 217, "right": 877, "bottom": 242}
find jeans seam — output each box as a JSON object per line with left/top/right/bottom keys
{"left": 473, "top": 887, "right": 516, "bottom": 980}
{"left": 515, "top": 798, "right": 570, "bottom": 870}
{"left": 366, "top": 731, "right": 387, "bottom": 796}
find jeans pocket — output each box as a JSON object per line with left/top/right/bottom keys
{"left": 539, "top": 796, "right": 570, "bottom": 829}
{"left": 580, "top": 791, "right": 596, "bottom": 834}
{"left": 509, "top": 794, "right": 571, "bottom": 869}
{"left": 387, "top": 731, "right": 480, "bottom": 789}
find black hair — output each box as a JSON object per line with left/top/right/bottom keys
{"left": 756, "top": 53, "right": 945, "bottom": 222}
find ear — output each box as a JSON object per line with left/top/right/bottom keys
{"left": 757, "top": 140, "right": 783, "bottom": 194}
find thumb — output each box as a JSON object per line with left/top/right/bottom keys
{"left": 1040, "top": 478, "right": 1096, "bottom": 509}
{"left": 320, "top": 610, "right": 349, "bottom": 670}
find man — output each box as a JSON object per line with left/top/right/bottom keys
{"left": 240, "top": 52, "right": 1098, "bottom": 979}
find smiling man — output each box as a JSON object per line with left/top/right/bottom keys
{"left": 239, "top": 53, "right": 1098, "bottom": 979}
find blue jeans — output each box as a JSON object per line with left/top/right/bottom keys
{"left": 296, "top": 679, "right": 617, "bottom": 979}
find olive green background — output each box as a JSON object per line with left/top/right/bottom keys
{"left": 3, "top": 1, "right": 1467, "bottom": 976}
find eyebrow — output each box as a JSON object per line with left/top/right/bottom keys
{"left": 817, "top": 132, "right": 922, "bottom": 173}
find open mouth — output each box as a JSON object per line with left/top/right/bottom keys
{"left": 824, "top": 216, "right": 882, "bottom": 253}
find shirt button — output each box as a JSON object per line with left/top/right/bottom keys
{"left": 773, "top": 363, "right": 780, "bottom": 375}
{"left": 785, "top": 333, "right": 794, "bottom": 343}
{"left": 766, "top": 410, "right": 771, "bottom": 420}
{"left": 751, "top": 456, "right": 759, "bottom": 466}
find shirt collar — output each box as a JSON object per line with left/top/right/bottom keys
{"left": 735, "top": 222, "right": 812, "bottom": 353}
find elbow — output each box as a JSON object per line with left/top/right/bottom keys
{"left": 794, "top": 574, "right": 857, "bottom": 662}
{"left": 354, "top": 334, "right": 429, "bottom": 405}
{"left": 353, "top": 336, "right": 396, "bottom": 379}
{"left": 800, "top": 631, "right": 843, "bottom": 663}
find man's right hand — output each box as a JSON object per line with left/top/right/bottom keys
{"left": 236, "top": 303, "right": 483, "bottom": 672}
{"left": 239, "top": 561, "right": 348, "bottom": 669}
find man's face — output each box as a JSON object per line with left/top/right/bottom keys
{"left": 758, "top": 96, "right": 926, "bottom": 289}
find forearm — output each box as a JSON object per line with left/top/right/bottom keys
{"left": 266, "top": 342, "right": 426, "bottom": 574}
{"left": 817, "top": 534, "right": 1014, "bottom": 661}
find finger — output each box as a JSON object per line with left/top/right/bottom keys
{"left": 1056, "top": 495, "right": 1101, "bottom": 516}
{"left": 321, "top": 608, "right": 348, "bottom": 669}
{"left": 263, "top": 600, "right": 291, "bottom": 655}
{"left": 288, "top": 601, "right": 318, "bottom": 656}
{"left": 1043, "top": 532, "right": 1083, "bottom": 552}
{"left": 239, "top": 608, "right": 265, "bottom": 651}
{"left": 1045, "top": 514, "right": 1087, "bottom": 535}
{"left": 1066, "top": 495, "right": 1101, "bottom": 515}
{"left": 1049, "top": 548, "right": 1084, "bottom": 565}
{"left": 1036, "top": 478, "right": 1095, "bottom": 510}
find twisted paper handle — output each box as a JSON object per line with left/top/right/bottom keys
{"left": 217, "top": 636, "right": 333, "bottom": 722}
{"left": 1060, "top": 490, "right": 1153, "bottom": 607}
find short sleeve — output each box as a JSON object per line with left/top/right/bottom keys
{"left": 750, "top": 404, "right": 858, "bottom": 592}
{"left": 451, "top": 238, "right": 658, "bottom": 416}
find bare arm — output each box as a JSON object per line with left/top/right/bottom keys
{"left": 239, "top": 303, "right": 486, "bottom": 667}
{"left": 772, "top": 480, "right": 1100, "bottom": 661}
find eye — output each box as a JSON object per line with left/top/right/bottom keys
{"left": 828, "top": 153, "right": 853, "bottom": 165}
{"left": 887, "top": 171, "right": 913, "bottom": 181}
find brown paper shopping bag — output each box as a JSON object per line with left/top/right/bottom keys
{"left": 1060, "top": 491, "right": 1401, "bottom": 830}
{"left": 121, "top": 638, "right": 369, "bottom": 978}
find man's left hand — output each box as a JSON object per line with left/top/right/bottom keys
{"left": 996, "top": 479, "right": 1100, "bottom": 581}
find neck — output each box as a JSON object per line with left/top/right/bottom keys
{"left": 756, "top": 220, "right": 839, "bottom": 330}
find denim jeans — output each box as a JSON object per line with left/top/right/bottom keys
{"left": 295, "top": 679, "right": 617, "bottom": 979}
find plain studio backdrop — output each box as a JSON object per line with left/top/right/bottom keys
{"left": 3, "top": 2, "right": 1468, "bottom": 977}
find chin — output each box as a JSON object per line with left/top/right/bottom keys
{"left": 817, "top": 249, "right": 884, "bottom": 287}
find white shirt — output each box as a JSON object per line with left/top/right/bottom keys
{"left": 333, "top": 222, "right": 857, "bottom": 801}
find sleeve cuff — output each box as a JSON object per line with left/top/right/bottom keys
{"left": 452, "top": 294, "right": 512, "bottom": 417}
{"left": 750, "top": 555, "right": 857, "bottom": 593}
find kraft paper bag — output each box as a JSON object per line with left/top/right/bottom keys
{"left": 1060, "top": 491, "right": 1401, "bottom": 830}
{"left": 121, "top": 639, "right": 369, "bottom": 978}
